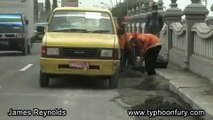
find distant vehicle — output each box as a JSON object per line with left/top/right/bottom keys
{"left": 38, "top": 7, "right": 120, "bottom": 88}
{"left": 0, "top": 0, "right": 35, "bottom": 53}
{"left": 33, "top": 22, "right": 48, "bottom": 42}
{"left": 0, "top": 13, "right": 31, "bottom": 55}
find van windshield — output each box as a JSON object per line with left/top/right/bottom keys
{"left": 0, "top": 14, "right": 24, "bottom": 33}
{"left": 48, "top": 11, "right": 114, "bottom": 34}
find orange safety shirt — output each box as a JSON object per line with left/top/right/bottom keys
{"left": 136, "top": 33, "right": 160, "bottom": 52}
{"left": 125, "top": 33, "right": 133, "bottom": 50}
{"left": 125, "top": 32, "right": 139, "bottom": 49}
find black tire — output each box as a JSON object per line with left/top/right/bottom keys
{"left": 109, "top": 74, "right": 119, "bottom": 89}
{"left": 27, "top": 45, "right": 31, "bottom": 54}
{"left": 40, "top": 71, "right": 49, "bottom": 87}
{"left": 21, "top": 44, "right": 27, "bottom": 55}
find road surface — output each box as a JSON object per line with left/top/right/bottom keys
{"left": 0, "top": 43, "right": 204, "bottom": 120}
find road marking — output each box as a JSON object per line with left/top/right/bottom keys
{"left": 19, "top": 64, "right": 33, "bottom": 71}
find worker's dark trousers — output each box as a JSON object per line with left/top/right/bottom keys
{"left": 124, "top": 48, "right": 134, "bottom": 66}
{"left": 144, "top": 45, "right": 162, "bottom": 75}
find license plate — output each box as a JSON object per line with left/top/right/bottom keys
{"left": 0, "top": 41, "right": 8, "bottom": 46}
{"left": 69, "top": 62, "right": 89, "bottom": 69}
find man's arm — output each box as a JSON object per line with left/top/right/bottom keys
{"left": 159, "top": 15, "right": 164, "bottom": 31}
{"left": 140, "top": 40, "right": 149, "bottom": 57}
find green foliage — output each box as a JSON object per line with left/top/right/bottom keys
{"left": 111, "top": 2, "right": 126, "bottom": 20}
{"left": 52, "top": 0, "right": 58, "bottom": 10}
{"left": 45, "top": 0, "right": 51, "bottom": 13}
{"left": 34, "top": 0, "right": 38, "bottom": 22}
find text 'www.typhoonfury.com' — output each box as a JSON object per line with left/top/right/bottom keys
{"left": 127, "top": 109, "right": 205, "bottom": 118}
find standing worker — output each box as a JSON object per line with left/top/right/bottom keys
{"left": 129, "top": 33, "right": 162, "bottom": 75}
{"left": 144, "top": 2, "right": 164, "bottom": 37}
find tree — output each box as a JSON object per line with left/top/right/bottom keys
{"left": 52, "top": 0, "right": 58, "bottom": 10}
{"left": 34, "top": 0, "right": 38, "bottom": 22}
{"left": 45, "top": 0, "right": 51, "bottom": 14}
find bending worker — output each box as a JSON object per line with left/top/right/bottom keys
{"left": 129, "top": 33, "right": 162, "bottom": 75}
{"left": 124, "top": 32, "right": 137, "bottom": 66}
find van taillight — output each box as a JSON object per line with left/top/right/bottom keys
{"left": 41, "top": 46, "right": 47, "bottom": 57}
{"left": 113, "top": 49, "right": 119, "bottom": 60}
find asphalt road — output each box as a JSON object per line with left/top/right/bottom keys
{"left": 0, "top": 43, "right": 133, "bottom": 120}
{"left": 0, "top": 43, "right": 204, "bottom": 120}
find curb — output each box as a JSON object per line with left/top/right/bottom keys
{"left": 156, "top": 70, "right": 213, "bottom": 120}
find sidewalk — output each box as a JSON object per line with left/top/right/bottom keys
{"left": 156, "top": 63, "right": 213, "bottom": 120}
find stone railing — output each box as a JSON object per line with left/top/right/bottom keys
{"left": 188, "top": 23, "right": 213, "bottom": 79}
{"left": 159, "top": 24, "right": 168, "bottom": 58}
{"left": 127, "top": 22, "right": 146, "bottom": 33}
{"left": 192, "top": 23, "right": 213, "bottom": 60}
{"left": 126, "top": 0, "right": 213, "bottom": 82}
{"left": 170, "top": 22, "right": 186, "bottom": 51}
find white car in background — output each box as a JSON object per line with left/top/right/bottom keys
{"left": 33, "top": 22, "right": 48, "bottom": 42}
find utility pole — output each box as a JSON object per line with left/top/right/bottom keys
{"left": 109, "top": 0, "right": 114, "bottom": 7}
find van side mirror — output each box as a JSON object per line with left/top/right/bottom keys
{"left": 36, "top": 26, "right": 45, "bottom": 33}
{"left": 25, "top": 20, "right": 29, "bottom": 25}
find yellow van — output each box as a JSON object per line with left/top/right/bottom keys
{"left": 38, "top": 7, "right": 120, "bottom": 88}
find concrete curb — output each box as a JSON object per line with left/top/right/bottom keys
{"left": 156, "top": 70, "right": 213, "bottom": 120}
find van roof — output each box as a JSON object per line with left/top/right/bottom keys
{"left": 54, "top": 7, "right": 111, "bottom": 13}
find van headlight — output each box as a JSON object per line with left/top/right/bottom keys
{"left": 46, "top": 48, "right": 59, "bottom": 56}
{"left": 100, "top": 49, "right": 113, "bottom": 57}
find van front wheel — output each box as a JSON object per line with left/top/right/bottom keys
{"left": 21, "top": 45, "right": 28, "bottom": 55}
{"left": 40, "top": 71, "right": 49, "bottom": 87}
{"left": 109, "top": 75, "right": 118, "bottom": 89}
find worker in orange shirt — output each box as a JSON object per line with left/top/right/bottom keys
{"left": 129, "top": 33, "right": 162, "bottom": 75}
{"left": 117, "top": 27, "right": 137, "bottom": 70}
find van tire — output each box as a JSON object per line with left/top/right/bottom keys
{"left": 27, "top": 45, "right": 31, "bottom": 54}
{"left": 21, "top": 45, "right": 27, "bottom": 55}
{"left": 109, "top": 74, "right": 119, "bottom": 89}
{"left": 40, "top": 71, "right": 49, "bottom": 87}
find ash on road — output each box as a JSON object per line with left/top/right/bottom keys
{"left": 113, "top": 69, "right": 204, "bottom": 120}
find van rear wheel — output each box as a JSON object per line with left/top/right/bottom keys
{"left": 27, "top": 45, "right": 31, "bottom": 54}
{"left": 21, "top": 46, "right": 27, "bottom": 55}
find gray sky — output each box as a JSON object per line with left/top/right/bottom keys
{"left": 38, "top": 0, "right": 213, "bottom": 16}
